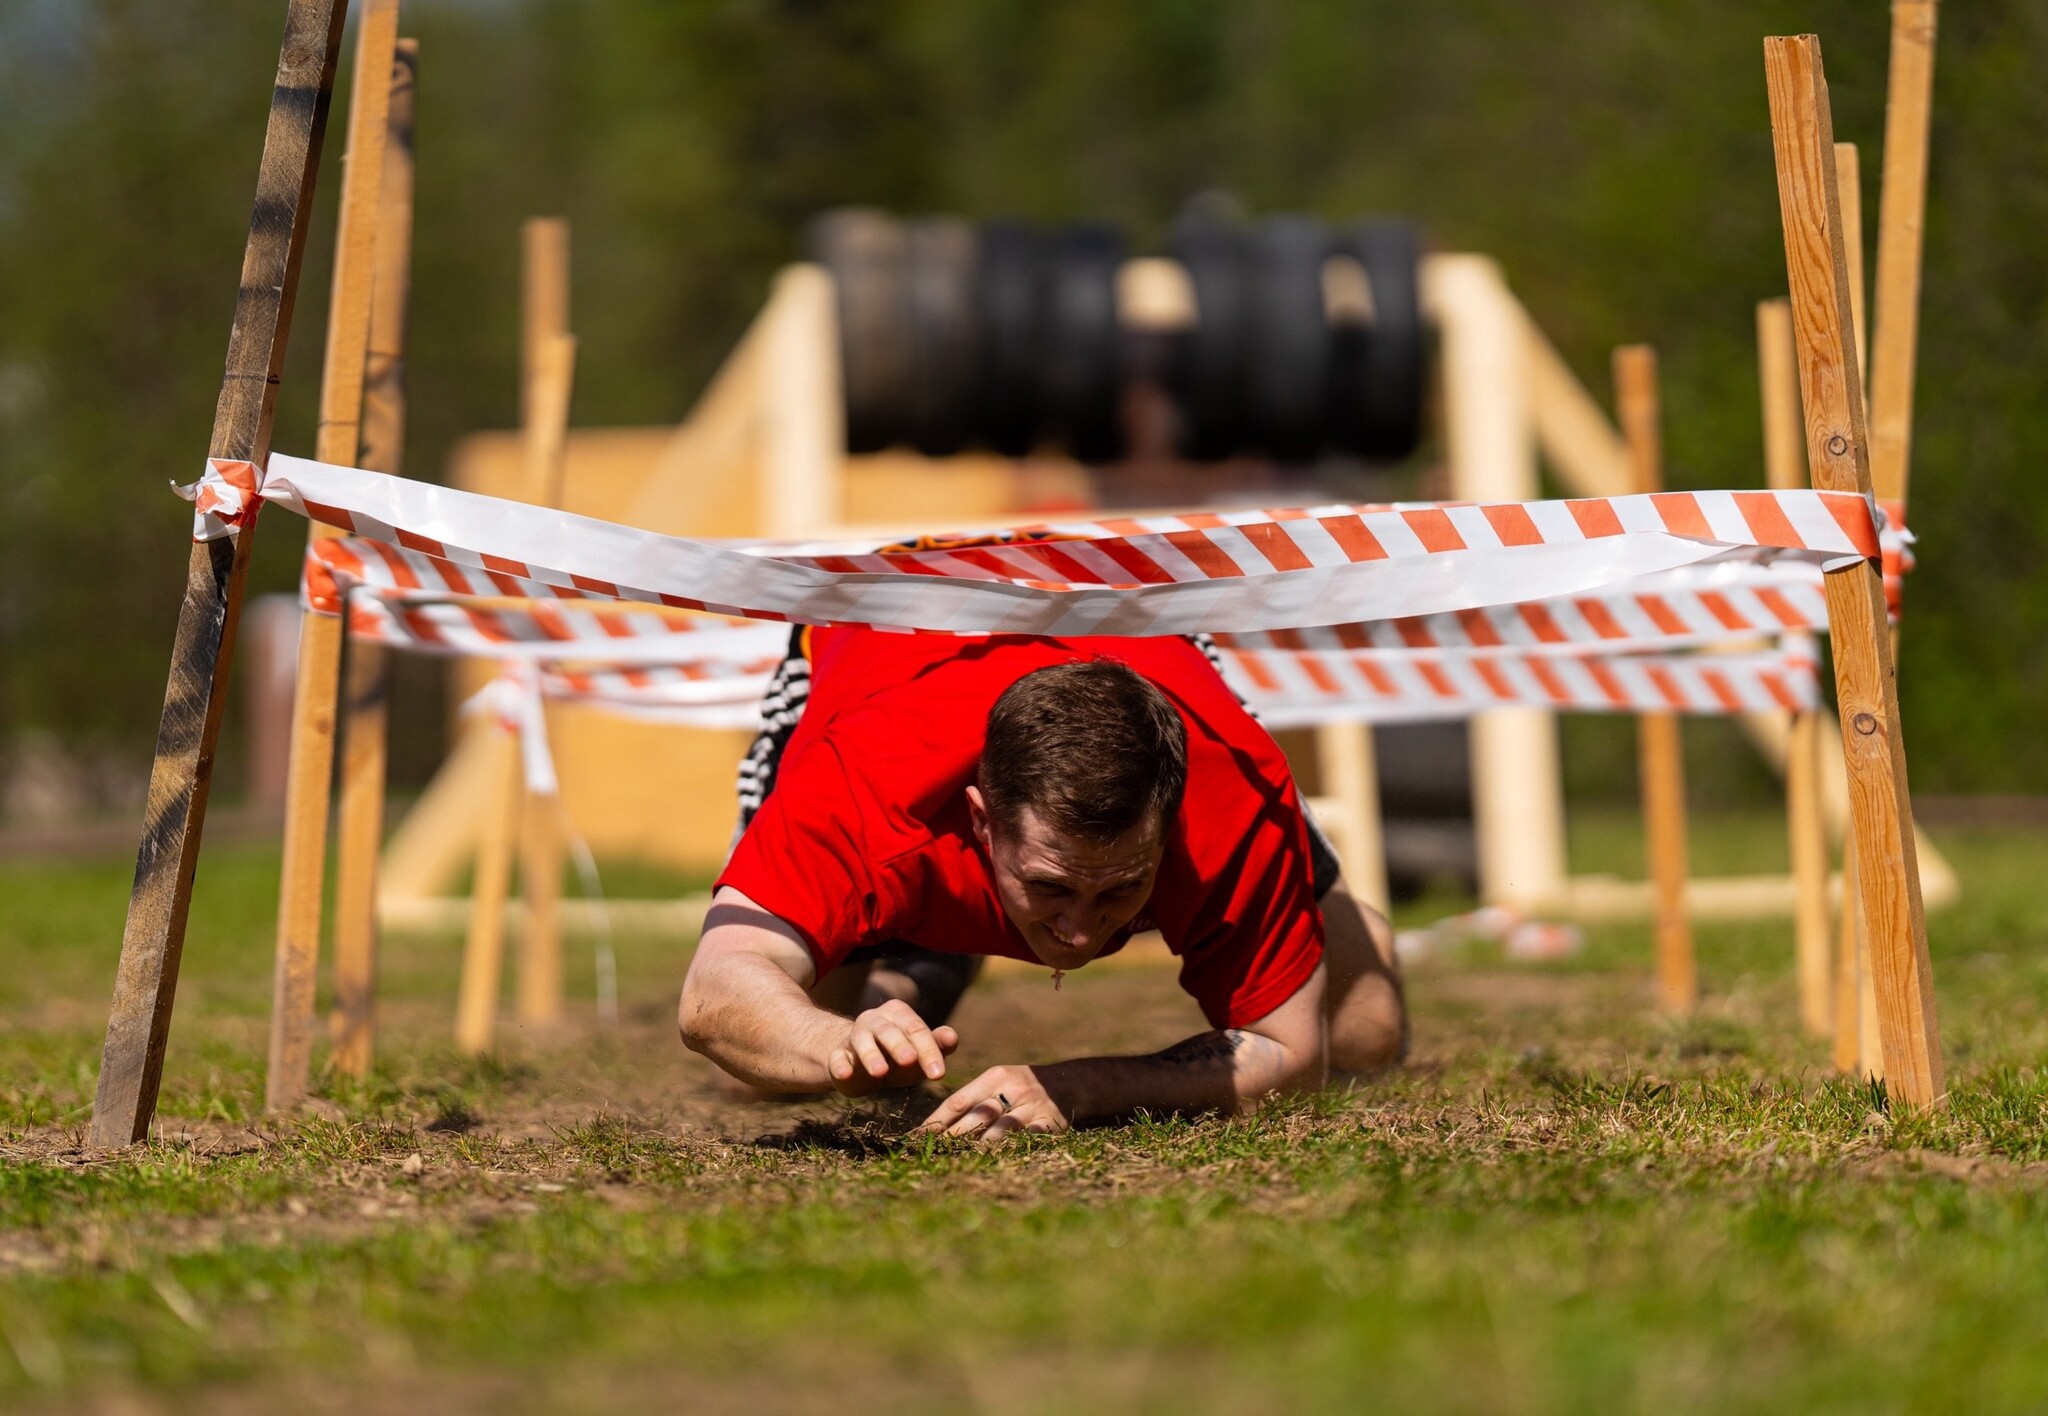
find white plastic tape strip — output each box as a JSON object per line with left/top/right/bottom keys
{"left": 194, "top": 454, "right": 1881, "bottom": 638}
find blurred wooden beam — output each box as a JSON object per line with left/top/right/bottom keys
{"left": 264, "top": 0, "right": 403, "bottom": 1115}
{"left": 1759, "top": 299, "right": 1834, "bottom": 1037}
{"left": 1614, "top": 344, "right": 1696, "bottom": 1016}
{"left": 330, "top": 35, "right": 419, "bottom": 1080}
{"left": 1869, "top": 0, "right": 1939, "bottom": 505}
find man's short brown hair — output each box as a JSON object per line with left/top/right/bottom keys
{"left": 978, "top": 658, "right": 1188, "bottom": 843}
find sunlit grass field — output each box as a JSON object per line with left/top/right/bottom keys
{"left": 2, "top": 810, "right": 2047, "bottom": 1413}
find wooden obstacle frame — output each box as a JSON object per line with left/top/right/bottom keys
{"left": 91, "top": 1, "right": 1948, "bottom": 1144}
{"left": 299, "top": 5, "right": 1952, "bottom": 1078}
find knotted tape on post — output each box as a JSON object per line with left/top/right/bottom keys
{"left": 174, "top": 458, "right": 265, "bottom": 540}
{"left": 461, "top": 662, "right": 559, "bottom": 797}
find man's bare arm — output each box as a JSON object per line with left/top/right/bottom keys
{"left": 920, "top": 962, "right": 1328, "bottom": 1139}
{"left": 678, "top": 887, "right": 956, "bottom": 1094}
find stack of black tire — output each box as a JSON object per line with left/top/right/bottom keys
{"left": 809, "top": 208, "right": 1427, "bottom": 466}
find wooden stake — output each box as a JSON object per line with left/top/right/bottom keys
{"left": 1787, "top": 706, "right": 1833, "bottom": 1037}
{"left": 521, "top": 219, "right": 571, "bottom": 428}
{"left": 512, "top": 221, "right": 577, "bottom": 1028}
{"left": 1835, "top": 144, "right": 1870, "bottom": 380}
{"left": 330, "top": 37, "right": 419, "bottom": 1079}
{"left": 1764, "top": 34, "right": 1942, "bottom": 1108}
{"left": 1869, "top": 0, "right": 1939, "bottom": 506}
{"left": 513, "top": 332, "right": 577, "bottom": 1027}
{"left": 1427, "top": 256, "right": 1569, "bottom": 910}
{"left": 1759, "top": 299, "right": 1834, "bottom": 1036}
{"left": 454, "top": 723, "right": 524, "bottom": 1054}
{"left": 1314, "top": 723, "right": 1391, "bottom": 914}
{"left": 263, "top": 0, "right": 403, "bottom": 1115}
{"left": 1833, "top": 140, "right": 1887, "bottom": 1080}
{"left": 90, "top": 0, "right": 351, "bottom": 1148}
{"left": 1613, "top": 346, "right": 1696, "bottom": 1015}
{"left": 1833, "top": 849, "right": 1864, "bottom": 1073}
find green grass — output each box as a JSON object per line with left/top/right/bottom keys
{"left": 3, "top": 811, "right": 2048, "bottom": 1413}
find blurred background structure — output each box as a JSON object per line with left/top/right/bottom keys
{"left": 2, "top": 0, "right": 2044, "bottom": 831}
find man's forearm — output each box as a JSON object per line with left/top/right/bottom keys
{"left": 1035, "top": 1027, "right": 1323, "bottom": 1126}
{"left": 679, "top": 952, "right": 843, "bottom": 1091}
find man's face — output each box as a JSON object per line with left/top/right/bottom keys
{"left": 967, "top": 787, "right": 1166, "bottom": 972}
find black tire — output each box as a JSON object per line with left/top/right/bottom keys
{"left": 1039, "top": 221, "right": 1127, "bottom": 464}
{"left": 1167, "top": 215, "right": 1251, "bottom": 461}
{"left": 1245, "top": 215, "right": 1332, "bottom": 463}
{"left": 808, "top": 208, "right": 911, "bottom": 454}
{"left": 1330, "top": 218, "right": 1426, "bottom": 461}
{"left": 972, "top": 220, "right": 1045, "bottom": 458}
{"left": 903, "top": 217, "right": 979, "bottom": 457}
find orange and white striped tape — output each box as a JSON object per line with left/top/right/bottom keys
{"left": 1221, "top": 638, "right": 1820, "bottom": 727}
{"left": 201, "top": 453, "right": 1889, "bottom": 639}
{"left": 494, "top": 632, "right": 1819, "bottom": 732}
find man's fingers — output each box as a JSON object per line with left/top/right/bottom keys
{"left": 918, "top": 1073, "right": 995, "bottom": 1132}
{"left": 945, "top": 1097, "right": 1005, "bottom": 1138}
{"left": 827, "top": 1048, "right": 856, "bottom": 1083}
{"left": 871, "top": 1021, "right": 921, "bottom": 1071}
{"left": 851, "top": 1028, "right": 892, "bottom": 1079}
{"left": 906, "top": 1022, "right": 947, "bottom": 1079}
{"left": 933, "top": 1026, "right": 960, "bottom": 1054}
{"left": 981, "top": 1112, "right": 1022, "bottom": 1144}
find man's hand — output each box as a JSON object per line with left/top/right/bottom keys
{"left": 917, "top": 1063, "right": 1070, "bottom": 1142}
{"left": 828, "top": 998, "right": 959, "bottom": 1096}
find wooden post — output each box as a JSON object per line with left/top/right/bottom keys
{"left": 1835, "top": 144, "right": 1870, "bottom": 383}
{"left": 1834, "top": 140, "right": 1885, "bottom": 1081}
{"left": 330, "top": 37, "right": 418, "bottom": 1079}
{"left": 1314, "top": 723, "right": 1391, "bottom": 914}
{"left": 1426, "top": 256, "right": 1569, "bottom": 910}
{"left": 512, "top": 220, "right": 576, "bottom": 1028}
{"left": 1760, "top": 298, "right": 1834, "bottom": 1036}
{"left": 1869, "top": 0, "right": 1939, "bottom": 507}
{"left": 514, "top": 331, "right": 577, "bottom": 1027}
{"left": 262, "top": 0, "right": 403, "bottom": 1115}
{"left": 454, "top": 722, "right": 524, "bottom": 1054}
{"left": 1833, "top": 850, "right": 1863, "bottom": 1073}
{"left": 1613, "top": 346, "right": 1696, "bottom": 1015}
{"left": 759, "top": 263, "right": 844, "bottom": 537}
{"left": 89, "top": 0, "right": 351, "bottom": 1148}
{"left": 1849, "top": 1, "right": 1941, "bottom": 1075}
{"left": 522, "top": 219, "right": 571, "bottom": 427}
{"left": 1764, "top": 34, "right": 1943, "bottom": 1108}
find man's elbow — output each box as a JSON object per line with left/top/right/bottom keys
{"left": 675, "top": 972, "right": 719, "bottom": 1058}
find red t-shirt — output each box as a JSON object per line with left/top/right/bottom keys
{"left": 716, "top": 629, "right": 1324, "bottom": 1028}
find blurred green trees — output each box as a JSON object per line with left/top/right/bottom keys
{"left": 1, "top": 0, "right": 2042, "bottom": 799}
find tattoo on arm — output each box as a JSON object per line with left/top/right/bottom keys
{"left": 1155, "top": 1029, "right": 1285, "bottom": 1071}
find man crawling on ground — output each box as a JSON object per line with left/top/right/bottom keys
{"left": 678, "top": 628, "right": 1406, "bottom": 1142}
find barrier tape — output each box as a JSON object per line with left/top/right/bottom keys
{"left": 316, "top": 534, "right": 1854, "bottom": 660}
{"left": 342, "top": 592, "right": 790, "bottom": 666}
{"left": 1215, "top": 557, "right": 1836, "bottom": 655}
{"left": 186, "top": 454, "right": 1886, "bottom": 639}
{"left": 499, "top": 633, "right": 1819, "bottom": 734}
{"left": 1223, "top": 638, "right": 1820, "bottom": 728}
